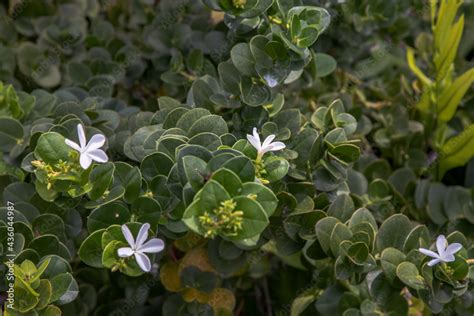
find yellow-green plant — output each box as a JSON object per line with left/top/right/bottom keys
{"left": 407, "top": 0, "right": 474, "bottom": 179}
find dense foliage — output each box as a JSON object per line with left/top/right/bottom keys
{"left": 0, "top": 0, "right": 473, "bottom": 315}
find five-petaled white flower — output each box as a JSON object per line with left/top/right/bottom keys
{"left": 247, "top": 127, "right": 285, "bottom": 161}
{"left": 65, "top": 124, "right": 108, "bottom": 169}
{"left": 418, "top": 235, "right": 462, "bottom": 267}
{"left": 118, "top": 223, "right": 165, "bottom": 272}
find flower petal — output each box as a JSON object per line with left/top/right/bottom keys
{"left": 85, "top": 134, "right": 106, "bottom": 151}
{"left": 267, "top": 141, "right": 286, "bottom": 152}
{"left": 65, "top": 139, "right": 81, "bottom": 152}
{"left": 252, "top": 127, "right": 260, "bottom": 143}
{"left": 247, "top": 136, "right": 260, "bottom": 151}
{"left": 262, "top": 134, "right": 276, "bottom": 148}
{"left": 134, "top": 252, "right": 151, "bottom": 272}
{"left": 264, "top": 74, "right": 278, "bottom": 88}
{"left": 121, "top": 224, "right": 135, "bottom": 248}
{"left": 138, "top": 238, "right": 165, "bottom": 253}
{"left": 86, "top": 149, "right": 108, "bottom": 163}
{"left": 79, "top": 154, "right": 93, "bottom": 169}
{"left": 427, "top": 258, "right": 441, "bottom": 267}
{"left": 436, "top": 235, "right": 447, "bottom": 256}
{"left": 418, "top": 248, "right": 439, "bottom": 259}
{"left": 117, "top": 247, "right": 134, "bottom": 257}
{"left": 246, "top": 128, "right": 261, "bottom": 151}
{"left": 77, "top": 124, "right": 86, "bottom": 149}
{"left": 441, "top": 253, "right": 455, "bottom": 263}
{"left": 135, "top": 223, "right": 150, "bottom": 248}
{"left": 445, "top": 243, "right": 462, "bottom": 255}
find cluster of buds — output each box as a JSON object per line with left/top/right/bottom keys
{"left": 232, "top": 0, "right": 247, "bottom": 9}
{"left": 253, "top": 159, "right": 269, "bottom": 185}
{"left": 31, "top": 158, "right": 75, "bottom": 190}
{"left": 199, "top": 199, "right": 244, "bottom": 239}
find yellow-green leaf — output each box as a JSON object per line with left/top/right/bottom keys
{"left": 406, "top": 47, "right": 432, "bottom": 86}
{"left": 438, "top": 68, "right": 474, "bottom": 122}
{"left": 434, "top": 15, "right": 464, "bottom": 81}
{"left": 439, "top": 124, "right": 474, "bottom": 178}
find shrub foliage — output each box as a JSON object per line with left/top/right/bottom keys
{"left": 0, "top": 0, "right": 473, "bottom": 315}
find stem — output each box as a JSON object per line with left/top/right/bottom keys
{"left": 262, "top": 277, "right": 272, "bottom": 316}
{"left": 467, "top": 259, "right": 474, "bottom": 264}
{"left": 179, "top": 71, "right": 196, "bottom": 81}
{"left": 339, "top": 280, "right": 360, "bottom": 296}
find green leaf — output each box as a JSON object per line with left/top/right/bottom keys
{"left": 176, "top": 108, "right": 211, "bottom": 132}
{"left": 324, "top": 128, "right": 347, "bottom": 145}
{"left": 84, "top": 185, "right": 125, "bottom": 209}
{"left": 31, "top": 258, "right": 51, "bottom": 283}
{"left": 50, "top": 273, "right": 79, "bottom": 305}
{"left": 406, "top": 47, "right": 432, "bottom": 86}
{"left": 240, "top": 78, "right": 271, "bottom": 106}
{"left": 200, "top": 180, "right": 231, "bottom": 212}
{"left": 396, "top": 261, "right": 425, "bottom": 290}
{"left": 263, "top": 156, "right": 289, "bottom": 182}
{"left": 380, "top": 247, "right": 406, "bottom": 283}
{"left": 210, "top": 168, "right": 243, "bottom": 196}
{"left": 189, "top": 132, "right": 222, "bottom": 151}
{"left": 438, "top": 68, "right": 474, "bottom": 122}
{"left": 188, "top": 115, "right": 229, "bottom": 137}
{"left": 0, "top": 83, "right": 23, "bottom": 119}
{"left": 32, "top": 214, "right": 66, "bottom": 239}
{"left": 12, "top": 285, "right": 39, "bottom": 312}
{"left": 349, "top": 208, "right": 377, "bottom": 231}
{"left": 87, "top": 202, "right": 130, "bottom": 232}
{"left": 88, "top": 162, "right": 115, "bottom": 200}
{"left": 78, "top": 229, "right": 106, "bottom": 268}
{"left": 0, "top": 117, "right": 24, "bottom": 152}
{"left": 327, "top": 193, "right": 355, "bottom": 222}
{"left": 132, "top": 196, "right": 162, "bottom": 226}
{"left": 28, "top": 235, "right": 71, "bottom": 260}
{"left": 438, "top": 124, "right": 474, "bottom": 178}
{"left": 39, "top": 305, "right": 62, "bottom": 316}
{"left": 114, "top": 163, "right": 142, "bottom": 203}
{"left": 182, "top": 156, "right": 208, "bottom": 191}
{"left": 186, "top": 49, "right": 204, "bottom": 72}
{"left": 315, "top": 216, "right": 340, "bottom": 255}
{"left": 403, "top": 225, "right": 430, "bottom": 252}
{"left": 346, "top": 242, "right": 369, "bottom": 265}
{"left": 314, "top": 53, "right": 337, "bottom": 77}
{"left": 368, "top": 179, "right": 391, "bottom": 201}
{"left": 181, "top": 199, "right": 205, "bottom": 235}
{"left": 290, "top": 288, "right": 318, "bottom": 316}
{"left": 222, "top": 156, "right": 255, "bottom": 182}
{"left": 447, "top": 255, "right": 469, "bottom": 280}
{"left": 230, "top": 43, "right": 256, "bottom": 77}
{"left": 228, "top": 196, "right": 269, "bottom": 240}
{"left": 376, "top": 214, "right": 412, "bottom": 252}
{"left": 102, "top": 240, "right": 144, "bottom": 277}
{"left": 34, "top": 132, "right": 71, "bottom": 164}
{"left": 296, "top": 26, "right": 319, "bottom": 48}
{"left": 330, "top": 223, "right": 352, "bottom": 257}
{"left": 36, "top": 279, "right": 52, "bottom": 310}
{"left": 329, "top": 144, "right": 360, "bottom": 164}
{"left": 240, "top": 182, "right": 278, "bottom": 217}
{"left": 180, "top": 266, "right": 217, "bottom": 293}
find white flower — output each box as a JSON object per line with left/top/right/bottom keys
{"left": 418, "top": 235, "right": 462, "bottom": 267}
{"left": 246, "top": 127, "right": 285, "bottom": 160}
{"left": 118, "top": 223, "right": 165, "bottom": 272}
{"left": 65, "top": 124, "right": 108, "bottom": 169}
{"left": 263, "top": 74, "right": 278, "bottom": 88}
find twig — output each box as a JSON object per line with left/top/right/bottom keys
{"left": 262, "top": 277, "right": 273, "bottom": 316}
